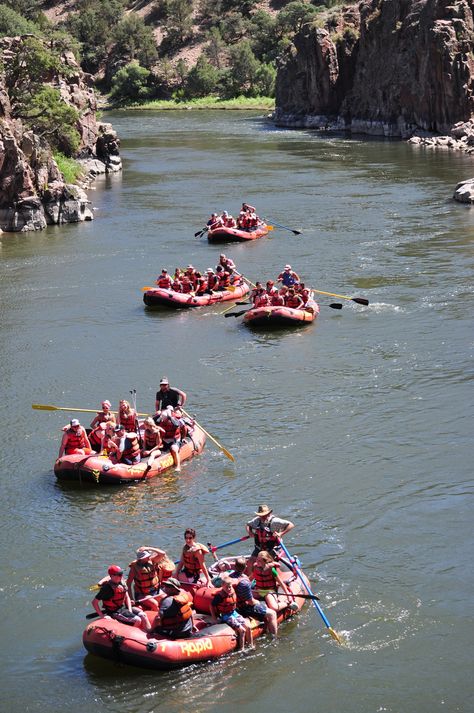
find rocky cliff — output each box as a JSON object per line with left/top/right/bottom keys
{"left": 275, "top": 0, "right": 474, "bottom": 139}
{"left": 0, "top": 36, "right": 121, "bottom": 233}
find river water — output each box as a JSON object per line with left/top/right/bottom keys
{"left": 1, "top": 111, "right": 473, "bottom": 713}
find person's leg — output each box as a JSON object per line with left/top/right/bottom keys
{"left": 265, "top": 608, "right": 278, "bottom": 637}
{"left": 171, "top": 444, "right": 181, "bottom": 472}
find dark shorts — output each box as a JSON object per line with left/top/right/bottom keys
{"left": 238, "top": 602, "right": 268, "bottom": 621}
{"left": 111, "top": 606, "right": 143, "bottom": 625}
{"left": 251, "top": 545, "right": 279, "bottom": 558}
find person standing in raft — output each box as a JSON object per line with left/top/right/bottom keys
{"left": 150, "top": 577, "right": 194, "bottom": 639}
{"left": 245, "top": 504, "right": 294, "bottom": 574}
{"left": 155, "top": 376, "right": 187, "bottom": 413}
{"left": 174, "top": 528, "right": 211, "bottom": 585}
{"left": 92, "top": 564, "right": 150, "bottom": 631}
{"left": 277, "top": 264, "right": 300, "bottom": 287}
{"left": 127, "top": 547, "right": 168, "bottom": 611}
{"left": 58, "top": 419, "right": 92, "bottom": 458}
{"left": 210, "top": 574, "right": 253, "bottom": 651}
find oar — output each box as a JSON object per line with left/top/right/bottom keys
{"left": 224, "top": 309, "right": 249, "bottom": 319}
{"left": 194, "top": 226, "right": 208, "bottom": 238}
{"left": 263, "top": 218, "right": 301, "bottom": 235}
{"left": 207, "top": 535, "right": 251, "bottom": 554}
{"left": 233, "top": 272, "right": 256, "bottom": 289}
{"left": 219, "top": 301, "right": 249, "bottom": 316}
{"left": 181, "top": 408, "right": 235, "bottom": 463}
{"left": 32, "top": 403, "right": 150, "bottom": 417}
{"left": 311, "top": 288, "right": 369, "bottom": 306}
{"left": 277, "top": 537, "right": 343, "bottom": 644}
{"left": 275, "top": 592, "right": 320, "bottom": 601}
{"left": 86, "top": 612, "right": 100, "bottom": 619}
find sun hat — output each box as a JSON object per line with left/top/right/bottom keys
{"left": 70, "top": 419, "right": 80, "bottom": 427}
{"left": 160, "top": 377, "right": 169, "bottom": 385}
{"left": 162, "top": 577, "right": 181, "bottom": 591}
{"left": 136, "top": 550, "right": 152, "bottom": 560}
{"left": 255, "top": 504, "right": 272, "bottom": 516}
{"left": 284, "top": 264, "right": 291, "bottom": 270}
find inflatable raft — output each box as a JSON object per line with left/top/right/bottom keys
{"left": 244, "top": 296, "right": 320, "bottom": 328}
{"left": 54, "top": 426, "right": 206, "bottom": 484}
{"left": 83, "top": 557, "right": 309, "bottom": 670}
{"left": 143, "top": 283, "right": 249, "bottom": 308}
{"left": 207, "top": 224, "right": 269, "bottom": 242}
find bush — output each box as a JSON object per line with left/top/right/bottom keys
{"left": 185, "top": 55, "right": 220, "bottom": 97}
{"left": 54, "top": 152, "right": 84, "bottom": 184}
{"left": 0, "top": 4, "right": 41, "bottom": 37}
{"left": 112, "top": 13, "right": 158, "bottom": 68}
{"left": 22, "top": 86, "right": 81, "bottom": 155}
{"left": 109, "top": 61, "right": 151, "bottom": 105}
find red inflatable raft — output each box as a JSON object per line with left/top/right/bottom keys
{"left": 207, "top": 223, "right": 269, "bottom": 242}
{"left": 243, "top": 295, "right": 320, "bottom": 328}
{"left": 54, "top": 426, "right": 206, "bottom": 484}
{"left": 143, "top": 282, "right": 249, "bottom": 308}
{"left": 83, "top": 557, "right": 309, "bottom": 670}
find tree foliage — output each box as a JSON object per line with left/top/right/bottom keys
{"left": 109, "top": 61, "right": 151, "bottom": 105}
{"left": 112, "top": 14, "right": 158, "bottom": 68}
{"left": 21, "top": 86, "right": 81, "bottom": 154}
{"left": 162, "top": 0, "right": 194, "bottom": 48}
{"left": 65, "top": 0, "right": 125, "bottom": 73}
{"left": 0, "top": 3, "right": 41, "bottom": 36}
{"left": 185, "top": 55, "right": 219, "bottom": 97}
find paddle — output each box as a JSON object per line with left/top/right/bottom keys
{"left": 207, "top": 535, "right": 251, "bottom": 554}
{"left": 276, "top": 537, "right": 343, "bottom": 644}
{"left": 224, "top": 309, "right": 249, "bottom": 318}
{"left": 275, "top": 592, "right": 320, "bottom": 601}
{"left": 32, "top": 403, "right": 150, "bottom": 417}
{"left": 234, "top": 272, "right": 256, "bottom": 289}
{"left": 219, "top": 301, "right": 249, "bottom": 316}
{"left": 311, "top": 288, "right": 369, "bottom": 306}
{"left": 86, "top": 612, "right": 100, "bottom": 619}
{"left": 263, "top": 218, "right": 301, "bottom": 235}
{"left": 194, "top": 226, "right": 208, "bottom": 238}
{"left": 181, "top": 408, "right": 235, "bottom": 463}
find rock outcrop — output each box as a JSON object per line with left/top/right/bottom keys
{"left": 0, "top": 36, "right": 122, "bottom": 232}
{"left": 275, "top": 0, "right": 474, "bottom": 139}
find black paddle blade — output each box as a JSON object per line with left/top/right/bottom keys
{"left": 86, "top": 612, "right": 99, "bottom": 619}
{"left": 329, "top": 303, "right": 343, "bottom": 309}
{"left": 352, "top": 297, "right": 369, "bottom": 306}
{"left": 224, "top": 310, "right": 248, "bottom": 318}
{"left": 292, "top": 230, "right": 302, "bottom": 235}
{"left": 236, "top": 301, "right": 249, "bottom": 306}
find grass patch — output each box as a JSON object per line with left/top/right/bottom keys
{"left": 54, "top": 152, "right": 84, "bottom": 184}
{"left": 110, "top": 96, "right": 275, "bottom": 111}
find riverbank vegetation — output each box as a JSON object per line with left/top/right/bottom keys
{"left": 0, "top": 0, "right": 344, "bottom": 108}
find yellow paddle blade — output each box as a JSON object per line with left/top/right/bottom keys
{"left": 328, "top": 627, "right": 344, "bottom": 644}
{"left": 89, "top": 584, "right": 100, "bottom": 592}
{"left": 267, "top": 225, "right": 274, "bottom": 230}
{"left": 142, "top": 286, "right": 154, "bottom": 291}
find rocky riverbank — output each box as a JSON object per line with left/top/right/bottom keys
{"left": 0, "top": 36, "right": 122, "bottom": 233}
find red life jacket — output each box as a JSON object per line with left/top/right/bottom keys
{"left": 102, "top": 582, "right": 127, "bottom": 613}
{"left": 215, "top": 589, "right": 237, "bottom": 616}
{"left": 64, "top": 428, "right": 88, "bottom": 454}
{"left": 159, "top": 592, "right": 193, "bottom": 628}
{"left": 254, "top": 294, "right": 270, "bottom": 308}
{"left": 207, "top": 274, "right": 219, "bottom": 290}
{"left": 96, "top": 411, "right": 114, "bottom": 425}
{"left": 255, "top": 522, "right": 279, "bottom": 549}
{"left": 89, "top": 426, "right": 104, "bottom": 450}
{"left": 162, "top": 418, "right": 180, "bottom": 442}
{"left": 172, "top": 280, "right": 182, "bottom": 292}
{"left": 286, "top": 294, "right": 303, "bottom": 309}
{"left": 130, "top": 561, "right": 160, "bottom": 596}
{"left": 144, "top": 429, "right": 160, "bottom": 450}
{"left": 253, "top": 563, "right": 277, "bottom": 590}
{"left": 158, "top": 275, "right": 172, "bottom": 288}
{"left": 195, "top": 279, "right": 208, "bottom": 295}
{"left": 122, "top": 433, "right": 140, "bottom": 462}
{"left": 119, "top": 412, "right": 136, "bottom": 431}
{"left": 181, "top": 280, "right": 193, "bottom": 293}
{"left": 218, "top": 272, "right": 230, "bottom": 288}
{"left": 182, "top": 545, "right": 202, "bottom": 574}
{"left": 271, "top": 294, "right": 284, "bottom": 306}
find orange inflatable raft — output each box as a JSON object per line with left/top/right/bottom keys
{"left": 143, "top": 282, "right": 249, "bottom": 308}
{"left": 207, "top": 223, "right": 269, "bottom": 242}
{"left": 243, "top": 293, "right": 320, "bottom": 328}
{"left": 83, "top": 557, "right": 309, "bottom": 669}
{"left": 54, "top": 426, "right": 206, "bottom": 484}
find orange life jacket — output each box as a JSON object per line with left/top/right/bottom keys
{"left": 215, "top": 589, "right": 237, "bottom": 616}
{"left": 159, "top": 592, "right": 193, "bottom": 628}
{"left": 89, "top": 426, "right": 104, "bottom": 450}
{"left": 254, "top": 294, "right": 270, "bottom": 308}
{"left": 271, "top": 294, "right": 285, "bottom": 306}
{"left": 102, "top": 582, "right": 127, "bottom": 613}
{"left": 144, "top": 429, "right": 161, "bottom": 450}
{"left": 172, "top": 280, "right": 182, "bottom": 291}
{"left": 182, "top": 545, "right": 203, "bottom": 574}
{"left": 161, "top": 418, "right": 180, "bottom": 442}
{"left": 119, "top": 412, "right": 136, "bottom": 431}
{"left": 64, "top": 428, "right": 88, "bottom": 454}
{"left": 286, "top": 294, "right": 303, "bottom": 309}
{"left": 181, "top": 280, "right": 193, "bottom": 293}
{"left": 218, "top": 272, "right": 230, "bottom": 288}
{"left": 253, "top": 563, "right": 278, "bottom": 590}
{"left": 122, "top": 433, "right": 140, "bottom": 462}
{"left": 130, "top": 561, "right": 160, "bottom": 596}
{"left": 207, "top": 274, "right": 219, "bottom": 290}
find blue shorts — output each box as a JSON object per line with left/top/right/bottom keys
{"left": 220, "top": 610, "right": 246, "bottom": 630}
{"left": 238, "top": 602, "right": 267, "bottom": 621}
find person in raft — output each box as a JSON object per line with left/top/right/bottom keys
{"left": 90, "top": 400, "right": 116, "bottom": 429}
{"left": 141, "top": 417, "right": 165, "bottom": 470}
{"left": 277, "top": 264, "right": 300, "bottom": 287}
{"left": 150, "top": 577, "right": 194, "bottom": 639}
{"left": 113, "top": 424, "right": 141, "bottom": 465}
{"left": 58, "top": 419, "right": 92, "bottom": 458}
{"left": 92, "top": 564, "right": 150, "bottom": 631}
{"left": 207, "top": 212, "right": 223, "bottom": 230}
{"left": 252, "top": 550, "right": 298, "bottom": 613}
{"left": 221, "top": 211, "right": 236, "bottom": 228}
{"left": 100, "top": 422, "right": 121, "bottom": 461}
{"left": 174, "top": 528, "right": 211, "bottom": 585}
{"left": 210, "top": 574, "right": 253, "bottom": 650}
{"left": 155, "top": 376, "right": 187, "bottom": 413}
{"left": 154, "top": 406, "right": 184, "bottom": 471}
{"left": 127, "top": 547, "right": 168, "bottom": 611}
{"left": 245, "top": 504, "right": 294, "bottom": 574}
{"left": 230, "top": 557, "right": 278, "bottom": 638}
{"left": 118, "top": 399, "right": 138, "bottom": 432}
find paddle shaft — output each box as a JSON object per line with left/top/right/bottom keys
{"left": 181, "top": 408, "right": 235, "bottom": 463}
{"left": 311, "top": 288, "right": 369, "bottom": 305}
{"left": 277, "top": 538, "right": 340, "bottom": 639}
{"left": 32, "top": 403, "right": 150, "bottom": 417}
{"left": 208, "top": 535, "right": 250, "bottom": 553}
{"left": 263, "top": 218, "right": 301, "bottom": 235}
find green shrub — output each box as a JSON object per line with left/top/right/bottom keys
{"left": 54, "top": 152, "right": 84, "bottom": 184}
{"left": 109, "top": 61, "right": 151, "bottom": 105}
